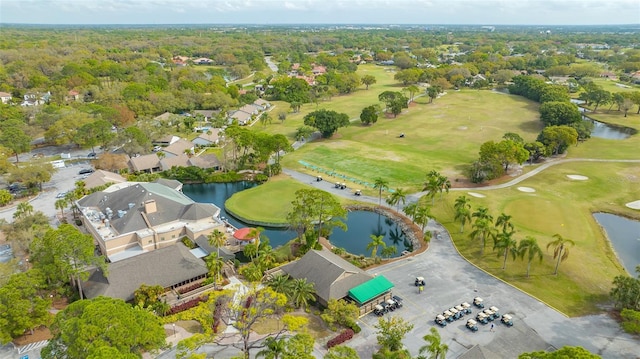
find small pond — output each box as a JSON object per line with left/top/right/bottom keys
{"left": 182, "top": 183, "right": 410, "bottom": 256}
{"left": 571, "top": 99, "right": 635, "bottom": 139}
{"left": 593, "top": 212, "right": 640, "bottom": 274}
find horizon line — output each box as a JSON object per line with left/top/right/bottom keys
{"left": 1, "top": 22, "right": 639, "bottom": 27}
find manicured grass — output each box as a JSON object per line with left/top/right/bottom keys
{"left": 224, "top": 175, "right": 355, "bottom": 224}
{"left": 586, "top": 77, "right": 640, "bottom": 93}
{"left": 431, "top": 161, "right": 637, "bottom": 315}
{"left": 280, "top": 89, "right": 543, "bottom": 192}
{"left": 567, "top": 109, "right": 640, "bottom": 160}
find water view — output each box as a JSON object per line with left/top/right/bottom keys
{"left": 593, "top": 212, "right": 640, "bottom": 274}
{"left": 182, "top": 182, "right": 409, "bottom": 256}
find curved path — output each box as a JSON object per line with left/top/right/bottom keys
{"left": 282, "top": 160, "right": 640, "bottom": 358}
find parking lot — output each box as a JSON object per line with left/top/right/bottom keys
{"left": 345, "top": 221, "right": 639, "bottom": 359}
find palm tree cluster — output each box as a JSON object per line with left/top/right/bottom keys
{"left": 423, "top": 170, "right": 451, "bottom": 205}
{"left": 265, "top": 274, "right": 316, "bottom": 310}
{"left": 456, "top": 196, "right": 575, "bottom": 277}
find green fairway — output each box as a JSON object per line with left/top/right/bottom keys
{"left": 280, "top": 89, "right": 543, "bottom": 192}
{"left": 432, "top": 161, "right": 638, "bottom": 315}
{"left": 567, "top": 109, "right": 640, "bottom": 159}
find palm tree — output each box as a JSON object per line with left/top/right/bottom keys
{"left": 403, "top": 202, "right": 417, "bottom": 221}
{"left": 259, "top": 112, "right": 272, "bottom": 127}
{"left": 436, "top": 174, "right": 451, "bottom": 200}
{"left": 205, "top": 252, "right": 225, "bottom": 285}
{"left": 208, "top": 229, "right": 226, "bottom": 257}
{"left": 289, "top": 278, "right": 316, "bottom": 309}
{"left": 373, "top": 177, "right": 389, "bottom": 206}
{"left": 55, "top": 198, "right": 68, "bottom": 218}
{"left": 243, "top": 242, "right": 258, "bottom": 261}
{"left": 367, "top": 234, "right": 386, "bottom": 259}
{"left": 518, "top": 236, "right": 543, "bottom": 278}
{"left": 265, "top": 274, "right": 291, "bottom": 296}
{"left": 13, "top": 202, "right": 34, "bottom": 220}
{"left": 469, "top": 218, "right": 495, "bottom": 255}
{"left": 422, "top": 176, "right": 440, "bottom": 205}
{"left": 256, "top": 337, "right": 285, "bottom": 359}
{"left": 257, "top": 245, "right": 276, "bottom": 270}
{"left": 381, "top": 245, "right": 398, "bottom": 259}
{"left": 453, "top": 196, "right": 472, "bottom": 233}
{"left": 472, "top": 206, "right": 493, "bottom": 223}
{"left": 547, "top": 234, "right": 575, "bottom": 275}
{"left": 387, "top": 188, "right": 407, "bottom": 212}
{"left": 493, "top": 230, "right": 518, "bottom": 270}
{"left": 414, "top": 204, "right": 432, "bottom": 232}
{"left": 419, "top": 327, "right": 449, "bottom": 359}
{"left": 495, "top": 213, "right": 514, "bottom": 234}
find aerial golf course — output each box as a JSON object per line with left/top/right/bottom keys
{"left": 225, "top": 64, "right": 640, "bottom": 315}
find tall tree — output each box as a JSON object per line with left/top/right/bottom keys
{"left": 386, "top": 188, "right": 407, "bottom": 212}
{"left": 493, "top": 230, "right": 518, "bottom": 270}
{"left": 470, "top": 215, "right": 495, "bottom": 255}
{"left": 374, "top": 316, "right": 414, "bottom": 353}
{"left": 547, "top": 234, "right": 575, "bottom": 275}
{"left": 289, "top": 278, "right": 316, "bottom": 309}
{"left": 367, "top": 234, "right": 386, "bottom": 259}
{"left": 0, "top": 269, "right": 52, "bottom": 344}
{"left": 373, "top": 177, "right": 389, "bottom": 206}
{"left": 208, "top": 228, "right": 226, "bottom": 258}
{"left": 495, "top": 213, "right": 514, "bottom": 234}
{"left": 0, "top": 125, "right": 31, "bottom": 163}
{"left": 30, "top": 224, "right": 107, "bottom": 299}
{"left": 286, "top": 189, "right": 347, "bottom": 247}
{"left": 414, "top": 204, "right": 432, "bottom": 233}
{"left": 361, "top": 75, "right": 377, "bottom": 90}
{"left": 453, "top": 196, "right": 472, "bottom": 233}
{"left": 518, "top": 236, "right": 544, "bottom": 278}
{"left": 419, "top": 327, "right": 449, "bottom": 359}
{"left": 256, "top": 337, "right": 286, "bottom": 359}
{"left": 303, "top": 109, "right": 349, "bottom": 138}
{"left": 610, "top": 266, "right": 640, "bottom": 311}
{"left": 42, "top": 297, "right": 166, "bottom": 359}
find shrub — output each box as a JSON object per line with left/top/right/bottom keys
{"left": 621, "top": 309, "right": 640, "bottom": 334}
{"left": 345, "top": 319, "right": 362, "bottom": 333}
{"left": 326, "top": 328, "right": 354, "bottom": 349}
{"left": 169, "top": 295, "right": 208, "bottom": 315}
{"left": 177, "top": 282, "right": 203, "bottom": 295}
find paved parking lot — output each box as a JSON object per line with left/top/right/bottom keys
{"left": 343, "top": 221, "right": 639, "bottom": 359}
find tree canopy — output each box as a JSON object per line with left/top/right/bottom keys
{"left": 303, "top": 109, "right": 350, "bottom": 138}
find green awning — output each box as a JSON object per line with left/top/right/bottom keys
{"left": 348, "top": 275, "right": 394, "bottom": 305}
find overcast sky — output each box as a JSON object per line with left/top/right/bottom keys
{"left": 1, "top": 0, "right": 639, "bottom": 25}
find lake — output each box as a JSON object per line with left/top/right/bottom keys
{"left": 593, "top": 212, "right": 640, "bottom": 275}
{"left": 182, "top": 182, "right": 410, "bottom": 256}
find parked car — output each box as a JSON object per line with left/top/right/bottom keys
{"left": 79, "top": 168, "right": 94, "bottom": 175}
{"left": 87, "top": 152, "right": 97, "bottom": 158}
{"left": 7, "top": 183, "right": 26, "bottom": 193}
{"left": 56, "top": 191, "right": 68, "bottom": 199}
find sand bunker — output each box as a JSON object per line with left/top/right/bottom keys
{"left": 517, "top": 187, "right": 536, "bottom": 193}
{"left": 468, "top": 192, "right": 486, "bottom": 198}
{"left": 567, "top": 174, "right": 589, "bottom": 181}
{"left": 625, "top": 200, "right": 640, "bottom": 210}
{"left": 458, "top": 126, "right": 468, "bottom": 130}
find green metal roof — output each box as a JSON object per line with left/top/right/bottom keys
{"left": 348, "top": 275, "right": 394, "bottom": 305}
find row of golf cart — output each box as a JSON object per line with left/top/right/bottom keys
{"left": 468, "top": 297, "right": 513, "bottom": 331}
{"left": 373, "top": 296, "right": 404, "bottom": 316}
{"left": 434, "top": 302, "right": 472, "bottom": 327}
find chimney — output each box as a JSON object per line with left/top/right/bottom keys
{"left": 144, "top": 199, "right": 157, "bottom": 214}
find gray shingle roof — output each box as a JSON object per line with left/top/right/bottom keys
{"left": 280, "top": 249, "right": 373, "bottom": 305}
{"left": 82, "top": 243, "right": 208, "bottom": 301}
{"left": 77, "top": 182, "right": 218, "bottom": 235}
{"left": 129, "top": 154, "right": 161, "bottom": 172}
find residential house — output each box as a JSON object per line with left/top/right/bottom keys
{"left": 253, "top": 99, "right": 271, "bottom": 111}
{"left": 83, "top": 170, "right": 127, "bottom": 190}
{"left": 76, "top": 181, "right": 224, "bottom": 262}
{"left": 21, "top": 92, "right": 50, "bottom": 106}
{"left": 129, "top": 154, "right": 162, "bottom": 173}
{"left": 192, "top": 129, "right": 222, "bottom": 147}
{"left": 229, "top": 110, "right": 253, "bottom": 125}
{"left": 172, "top": 56, "right": 189, "bottom": 66}
{"left": 66, "top": 90, "right": 81, "bottom": 102}
{"left": 0, "top": 92, "right": 12, "bottom": 104}
{"left": 277, "top": 249, "right": 374, "bottom": 307}
{"left": 82, "top": 243, "right": 209, "bottom": 301}
{"left": 312, "top": 65, "right": 327, "bottom": 76}
{"left": 238, "top": 104, "right": 260, "bottom": 115}
{"left": 152, "top": 178, "right": 183, "bottom": 191}
{"left": 163, "top": 139, "right": 195, "bottom": 158}
{"left": 192, "top": 110, "right": 220, "bottom": 121}
{"left": 153, "top": 135, "right": 181, "bottom": 147}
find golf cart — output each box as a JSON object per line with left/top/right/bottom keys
{"left": 501, "top": 314, "right": 514, "bottom": 327}
{"left": 385, "top": 299, "right": 396, "bottom": 312}
{"left": 476, "top": 312, "right": 489, "bottom": 324}
{"left": 449, "top": 307, "right": 461, "bottom": 320}
{"left": 473, "top": 297, "right": 484, "bottom": 308}
{"left": 443, "top": 310, "right": 454, "bottom": 322}
{"left": 373, "top": 304, "right": 386, "bottom": 316}
{"left": 435, "top": 314, "right": 447, "bottom": 327}
{"left": 466, "top": 319, "right": 479, "bottom": 332}
{"left": 415, "top": 276, "right": 425, "bottom": 286}
{"left": 316, "top": 176, "right": 323, "bottom": 182}
{"left": 354, "top": 189, "right": 362, "bottom": 196}
{"left": 483, "top": 309, "right": 496, "bottom": 321}
{"left": 489, "top": 306, "right": 500, "bottom": 319}
{"left": 461, "top": 302, "right": 472, "bottom": 314}
{"left": 392, "top": 295, "right": 404, "bottom": 308}
{"left": 455, "top": 305, "right": 466, "bottom": 316}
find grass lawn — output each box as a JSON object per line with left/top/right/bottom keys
{"left": 567, "top": 109, "right": 640, "bottom": 160}
{"left": 253, "top": 312, "right": 333, "bottom": 339}
{"left": 280, "top": 89, "right": 543, "bottom": 193}
{"left": 431, "top": 161, "right": 637, "bottom": 315}
{"left": 224, "top": 175, "right": 356, "bottom": 224}
{"left": 585, "top": 77, "right": 640, "bottom": 93}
